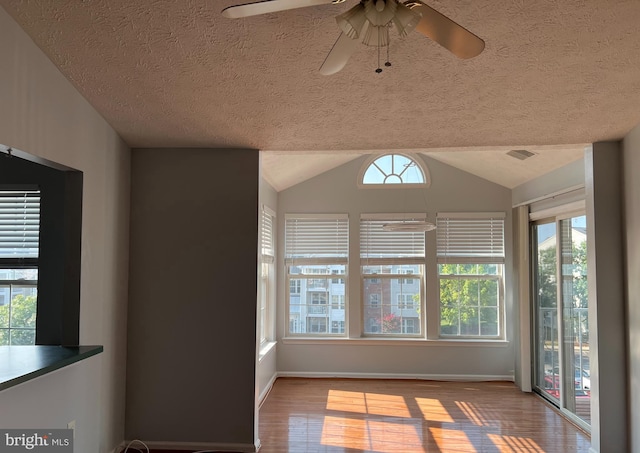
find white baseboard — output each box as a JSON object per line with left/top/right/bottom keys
{"left": 122, "top": 439, "right": 259, "bottom": 452}
{"left": 258, "top": 372, "right": 278, "bottom": 407}
{"left": 276, "top": 371, "right": 515, "bottom": 382}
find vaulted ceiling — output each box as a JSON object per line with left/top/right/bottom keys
{"left": 2, "top": 0, "right": 639, "bottom": 190}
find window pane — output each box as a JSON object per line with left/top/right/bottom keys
{"left": 459, "top": 306, "right": 479, "bottom": 336}
{"left": 10, "top": 329, "right": 35, "bottom": 345}
{"left": 439, "top": 265, "right": 502, "bottom": 338}
{"left": 0, "top": 330, "right": 8, "bottom": 345}
{"left": 363, "top": 269, "right": 422, "bottom": 336}
{"left": 363, "top": 165, "right": 386, "bottom": 184}
{"left": 287, "top": 265, "right": 346, "bottom": 335}
{"left": 10, "top": 288, "right": 37, "bottom": 328}
{"left": 362, "top": 154, "right": 426, "bottom": 185}
{"left": 480, "top": 307, "right": 498, "bottom": 336}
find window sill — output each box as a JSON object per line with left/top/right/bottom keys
{"left": 282, "top": 337, "right": 509, "bottom": 347}
{"left": 0, "top": 345, "right": 103, "bottom": 392}
{"left": 259, "top": 341, "right": 277, "bottom": 361}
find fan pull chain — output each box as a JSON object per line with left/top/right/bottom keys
{"left": 376, "top": 27, "right": 382, "bottom": 73}
{"left": 385, "top": 41, "right": 391, "bottom": 68}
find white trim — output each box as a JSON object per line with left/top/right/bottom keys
{"left": 277, "top": 371, "right": 514, "bottom": 382}
{"left": 258, "top": 340, "right": 277, "bottom": 361}
{"left": 259, "top": 372, "right": 278, "bottom": 407}
{"left": 285, "top": 213, "right": 349, "bottom": 220}
{"left": 129, "top": 440, "right": 260, "bottom": 452}
{"left": 357, "top": 153, "right": 431, "bottom": 189}
{"left": 361, "top": 212, "right": 427, "bottom": 221}
{"left": 437, "top": 211, "right": 506, "bottom": 219}
{"left": 528, "top": 200, "right": 586, "bottom": 221}
{"left": 262, "top": 204, "right": 276, "bottom": 217}
{"left": 281, "top": 337, "right": 510, "bottom": 347}
{"left": 512, "top": 184, "right": 585, "bottom": 208}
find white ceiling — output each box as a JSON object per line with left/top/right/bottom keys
{"left": 1, "top": 0, "right": 637, "bottom": 190}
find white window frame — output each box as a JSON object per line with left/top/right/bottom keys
{"left": 0, "top": 190, "right": 40, "bottom": 346}
{"left": 358, "top": 153, "right": 431, "bottom": 189}
{"left": 285, "top": 214, "right": 348, "bottom": 337}
{"left": 259, "top": 205, "right": 276, "bottom": 347}
{"left": 436, "top": 212, "right": 506, "bottom": 339}
{"left": 360, "top": 214, "right": 425, "bottom": 337}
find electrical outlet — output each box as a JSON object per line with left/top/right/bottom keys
{"left": 67, "top": 420, "right": 76, "bottom": 439}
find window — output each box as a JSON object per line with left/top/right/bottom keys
{"left": 0, "top": 150, "right": 83, "bottom": 346}
{"left": 360, "top": 214, "right": 425, "bottom": 336}
{"left": 259, "top": 206, "right": 275, "bottom": 346}
{"left": 290, "top": 280, "right": 301, "bottom": 294}
{"left": 398, "top": 270, "right": 414, "bottom": 285}
{"left": 307, "top": 317, "right": 328, "bottom": 333}
{"left": 285, "top": 214, "right": 348, "bottom": 336}
{"left": 402, "top": 318, "right": 417, "bottom": 334}
{"left": 331, "top": 295, "right": 345, "bottom": 310}
{"left": 437, "top": 213, "right": 505, "bottom": 338}
{"left": 397, "top": 294, "right": 415, "bottom": 310}
{"left": 360, "top": 153, "right": 430, "bottom": 188}
{"left": 0, "top": 191, "right": 40, "bottom": 345}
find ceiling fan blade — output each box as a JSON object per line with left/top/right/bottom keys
{"left": 222, "top": 0, "right": 338, "bottom": 19}
{"left": 319, "top": 32, "right": 361, "bottom": 75}
{"left": 409, "top": 1, "right": 484, "bottom": 59}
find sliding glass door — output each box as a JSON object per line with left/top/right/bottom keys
{"left": 532, "top": 214, "right": 590, "bottom": 429}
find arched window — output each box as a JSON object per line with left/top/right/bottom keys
{"left": 359, "top": 153, "right": 429, "bottom": 188}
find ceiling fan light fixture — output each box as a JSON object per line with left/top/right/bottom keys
{"left": 392, "top": 2, "right": 422, "bottom": 37}
{"left": 363, "top": 23, "right": 391, "bottom": 47}
{"left": 336, "top": 3, "right": 367, "bottom": 39}
{"left": 364, "top": 0, "right": 397, "bottom": 26}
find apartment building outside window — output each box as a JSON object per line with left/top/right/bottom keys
{"left": 285, "top": 214, "right": 348, "bottom": 336}
{"left": 360, "top": 214, "right": 425, "bottom": 337}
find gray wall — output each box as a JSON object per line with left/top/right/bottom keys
{"left": 623, "top": 127, "right": 640, "bottom": 452}
{"left": 277, "top": 155, "right": 515, "bottom": 378}
{"left": 0, "top": 6, "right": 130, "bottom": 453}
{"left": 126, "top": 148, "right": 259, "bottom": 449}
{"left": 585, "top": 143, "right": 627, "bottom": 452}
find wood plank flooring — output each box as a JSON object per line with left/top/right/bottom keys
{"left": 258, "top": 378, "right": 591, "bottom": 453}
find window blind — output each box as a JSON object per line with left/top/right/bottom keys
{"left": 261, "top": 206, "right": 275, "bottom": 260}
{"left": 436, "top": 212, "right": 505, "bottom": 263}
{"left": 0, "top": 191, "right": 40, "bottom": 259}
{"left": 285, "top": 214, "right": 348, "bottom": 265}
{"left": 360, "top": 214, "right": 426, "bottom": 265}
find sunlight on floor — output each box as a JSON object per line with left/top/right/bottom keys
{"left": 326, "top": 389, "right": 411, "bottom": 418}
{"left": 487, "top": 433, "right": 545, "bottom": 452}
{"left": 415, "top": 397, "right": 455, "bottom": 423}
{"left": 456, "top": 400, "right": 489, "bottom": 426}
{"left": 321, "top": 415, "right": 424, "bottom": 452}
{"left": 429, "top": 426, "right": 476, "bottom": 452}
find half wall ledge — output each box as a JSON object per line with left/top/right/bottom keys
{"left": 0, "top": 345, "right": 103, "bottom": 391}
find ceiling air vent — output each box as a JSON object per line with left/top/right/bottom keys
{"left": 507, "top": 149, "right": 536, "bottom": 160}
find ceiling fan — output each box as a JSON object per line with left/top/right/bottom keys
{"left": 221, "top": 0, "right": 485, "bottom": 75}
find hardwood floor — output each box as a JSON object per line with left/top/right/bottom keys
{"left": 258, "top": 378, "right": 591, "bottom": 453}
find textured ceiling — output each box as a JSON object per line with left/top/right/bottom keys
{"left": 1, "top": 0, "right": 638, "bottom": 189}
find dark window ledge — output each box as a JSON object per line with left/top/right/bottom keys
{"left": 0, "top": 345, "right": 103, "bottom": 391}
